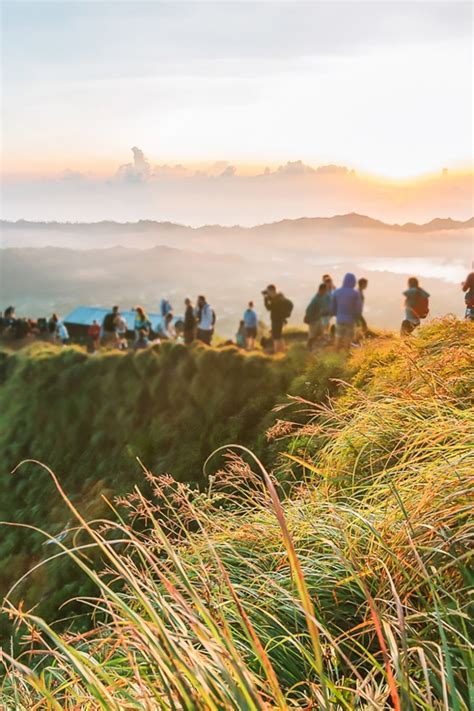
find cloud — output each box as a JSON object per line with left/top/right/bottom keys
{"left": 315, "top": 164, "right": 352, "bottom": 176}
{"left": 116, "top": 146, "right": 151, "bottom": 182}
{"left": 275, "top": 160, "right": 315, "bottom": 176}
{"left": 219, "top": 165, "right": 237, "bottom": 178}
{"left": 152, "top": 163, "right": 190, "bottom": 178}
{"left": 60, "top": 169, "right": 86, "bottom": 182}
{"left": 2, "top": 149, "right": 472, "bottom": 226}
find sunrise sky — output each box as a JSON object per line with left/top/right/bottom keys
{"left": 1, "top": 1, "right": 472, "bottom": 223}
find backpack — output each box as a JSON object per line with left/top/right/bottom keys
{"left": 103, "top": 313, "right": 116, "bottom": 331}
{"left": 282, "top": 297, "right": 293, "bottom": 319}
{"left": 413, "top": 292, "right": 429, "bottom": 319}
{"left": 304, "top": 297, "right": 319, "bottom": 325}
{"left": 211, "top": 309, "right": 216, "bottom": 327}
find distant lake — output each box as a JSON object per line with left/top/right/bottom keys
{"left": 358, "top": 258, "right": 469, "bottom": 284}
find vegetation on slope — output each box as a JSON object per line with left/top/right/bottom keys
{"left": 0, "top": 318, "right": 472, "bottom": 709}
{"left": 0, "top": 340, "right": 348, "bottom": 636}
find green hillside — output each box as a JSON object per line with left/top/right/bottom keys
{"left": 0, "top": 339, "right": 348, "bottom": 634}
{"left": 1, "top": 318, "right": 473, "bottom": 709}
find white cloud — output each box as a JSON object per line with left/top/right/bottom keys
{"left": 116, "top": 146, "right": 151, "bottom": 182}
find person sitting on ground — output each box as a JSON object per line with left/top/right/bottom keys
{"left": 113, "top": 311, "right": 128, "bottom": 350}
{"left": 162, "top": 312, "right": 176, "bottom": 340}
{"left": 27, "top": 318, "right": 40, "bottom": 338}
{"left": 401, "top": 277, "right": 430, "bottom": 336}
{"left": 13, "top": 318, "right": 31, "bottom": 340}
{"left": 262, "top": 284, "right": 293, "bottom": 354}
{"left": 243, "top": 301, "right": 258, "bottom": 350}
{"left": 133, "top": 306, "right": 151, "bottom": 344}
{"left": 304, "top": 282, "right": 331, "bottom": 350}
{"left": 88, "top": 320, "right": 101, "bottom": 352}
{"left": 357, "top": 277, "right": 370, "bottom": 337}
{"left": 183, "top": 298, "right": 196, "bottom": 345}
{"left": 330, "top": 273, "right": 362, "bottom": 351}
{"left": 235, "top": 320, "right": 246, "bottom": 348}
{"left": 133, "top": 328, "right": 150, "bottom": 350}
{"left": 195, "top": 295, "right": 215, "bottom": 345}
{"left": 102, "top": 305, "right": 120, "bottom": 346}
{"left": 462, "top": 272, "right": 474, "bottom": 321}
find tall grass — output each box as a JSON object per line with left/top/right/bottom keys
{"left": 2, "top": 340, "right": 347, "bottom": 633}
{"left": 1, "top": 318, "right": 472, "bottom": 709}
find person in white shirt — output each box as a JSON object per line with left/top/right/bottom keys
{"left": 162, "top": 312, "right": 176, "bottom": 340}
{"left": 195, "top": 295, "right": 215, "bottom": 345}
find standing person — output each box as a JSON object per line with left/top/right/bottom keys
{"left": 133, "top": 306, "right": 151, "bottom": 344}
{"left": 357, "top": 278, "right": 369, "bottom": 336}
{"left": 262, "top": 284, "right": 293, "bottom": 354}
{"left": 243, "top": 301, "right": 258, "bottom": 350}
{"left": 88, "top": 320, "right": 101, "bottom": 352}
{"left": 195, "top": 295, "right": 215, "bottom": 345}
{"left": 102, "top": 306, "right": 120, "bottom": 346}
{"left": 322, "top": 274, "right": 336, "bottom": 294}
{"left": 331, "top": 273, "right": 362, "bottom": 351}
{"left": 304, "top": 283, "right": 331, "bottom": 350}
{"left": 322, "top": 274, "right": 336, "bottom": 339}
{"left": 235, "top": 320, "right": 246, "bottom": 348}
{"left": 49, "top": 313, "right": 69, "bottom": 345}
{"left": 462, "top": 272, "right": 474, "bottom": 321}
{"left": 183, "top": 298, "right": 196, "bottom": 345}
{"left": 57, "top": 318, "right": 70, "bottom": 345}
{"left": 401, "top": 277, "right": 430, "bottom": 336}
{"left": 160, "top": 298, "right": 173, "bottom": 318}
{"left": 47, "top": 313, "right": 59, "bottom": 343}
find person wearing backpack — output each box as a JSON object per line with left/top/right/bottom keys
{"left": 401, "top": 277, "right": 430, "bottom": 335}
{"left": 330, "top": 273, "right": 362, "bottom": 351}
{"left": 462, "top": 272, "right": 474, "bottom": 321}
{"left": 304, "top": 282, "right": 331, "bottom": 350}
{"left": 262, "top": 284, "right": 293, "bottom": 353}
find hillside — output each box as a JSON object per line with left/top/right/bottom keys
{"left": 1, "top": 318, "right": 473, "bottom": 709}
{"left": 0, "top": 340, "right": 348, "bottom": 635}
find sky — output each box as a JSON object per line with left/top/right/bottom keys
{"left": 1, "top": 1, "right": 473, "bottom": 223}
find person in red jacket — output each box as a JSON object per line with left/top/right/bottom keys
{"left": 88, "top": 320, "right": 101, "bottom": 352}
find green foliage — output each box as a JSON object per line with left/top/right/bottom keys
{"left": 0, "top": 340, "right": 347, "bottom": 633}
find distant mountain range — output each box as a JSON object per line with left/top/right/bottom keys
{"left": 2, "top": 212, "right": 473, "bottom": 233}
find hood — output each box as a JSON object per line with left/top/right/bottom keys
{"left": 342, "top": 273, "right": 356, "bottom": 288}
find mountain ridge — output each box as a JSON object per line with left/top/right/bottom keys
{"left": 2, "top": 212, "right": 473, "bottom": 233}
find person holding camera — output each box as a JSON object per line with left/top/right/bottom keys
{"left": 262, "top": 284, "right": 293, "bottom": 354}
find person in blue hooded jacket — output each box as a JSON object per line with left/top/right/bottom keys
{"left": 331, "top": 273, "right": 362, "bottom": 350}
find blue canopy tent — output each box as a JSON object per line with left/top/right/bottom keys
{"left": 64, "top": 306, "right": 183, "bottom": 341}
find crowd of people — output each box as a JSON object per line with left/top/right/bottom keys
{"left": 0, "top": 307, "right": 71, "bottom": 344}
{"left": 88, "top": 296, "right": 217, "bottom": 352}
{"left": 1, "top": 271, "right": 473, "bottom": 354}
